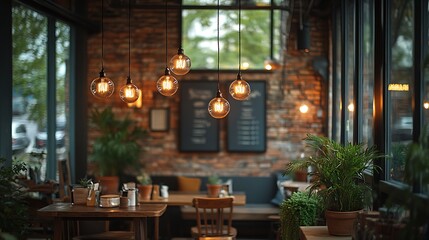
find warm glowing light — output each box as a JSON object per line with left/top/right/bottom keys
{"left": 424, "top": 102, "right": 429, "bottom": 109}
{"left": 119, "top": 77, "right": 139, "bottom": 103}
{"left": 241, "top": 62, "right": 249, "bottom": 70}
{"left": 264, "top": 59, "right": 280, "bottom": 71}
{"left": 388, "top": 83, "right": 409, "bottom": 91}
{"left": 348, "top": 103, "right": 355, "bottom": 112}
{"left": 229, "top": 76, "right": 251, "bottom": 100}
{"left": 299, "top": 104, "right": 309, "bottom": 113}
{"left": 90, "top": 70, "right": 114, "bottom": 99}
{"left": 208, "top": 92, "right": 230, "bottom": 119}
{"left": 157, "top": 68, "right": 179, "bottom": 96}
{"left": 127, "top": 89, "right": 142, "bottom": 108}
{"left": 169, "top": 48, "right": 191, "bottom": 75}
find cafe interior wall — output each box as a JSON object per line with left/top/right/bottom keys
{"left": 86, "top": 1, "right": 329, "bottom": 177}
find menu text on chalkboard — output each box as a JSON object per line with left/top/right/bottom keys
{"left": 227, "top": 81, "right": 266, "bottom": 152}
{"left": 179, "top": 81, "right": 219, "bottom": 152}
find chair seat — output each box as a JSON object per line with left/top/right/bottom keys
{"left": 191, "top": 226, "right": 237, "bottom": 238}
{"left": 72, "top": 231, "right": 134, "bottom": 240}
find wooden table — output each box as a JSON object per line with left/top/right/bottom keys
{"left": 38, "top": 202, "right": 167, "bottom": 240}
{"left": 281, "top": 180, "right": 311, "bottom": 193}
{"left": 139, "top": 192, "right": 246, "bottom": 206}
{"left": 299, "top": 226, "right": 351, "bottom": 240}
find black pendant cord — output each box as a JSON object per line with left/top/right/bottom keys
{"left": 238, "top": 0, "right": 241, "bottom": 75}
{"left": 165, "top": 0, "right": 168, "bottom": 67}
{"left": 128, "top": 0, "right": 131, "bottom": 79}
{"left": 217, "top": 0, "right": 220, "bottom": 91}
{"left": 101, "top": 0, "right": 104, "bottom": 70}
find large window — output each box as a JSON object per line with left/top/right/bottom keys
{"left": 12, "top": 3, "right": 71, "bottom": 181}
{"left": 388, "top": 0, "right": 414, "bottom": 182}
{"left": 182, "top": 0, "right": 283, "bottom": 70}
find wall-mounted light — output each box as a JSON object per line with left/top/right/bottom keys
{"left": 424, "top": 102, "right": 429, "bottom": 109}
{"left": 299, "top": 104, "right": 309, "bottom": 113}
{"left": 264, "top": 59, "right": 281, "bottom": 71}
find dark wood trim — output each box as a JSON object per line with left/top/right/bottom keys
{"left": 0, "top": 0, "right": 13, "bottom": 165}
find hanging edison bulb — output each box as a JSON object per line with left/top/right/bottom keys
{"left": 119, "top": 76, "right": 139, "bottom": 103}
{"left": 90, "top": 68, "right": 115, "bottom": 99}
{"left": 208, "top": 90, "right": 230, "bottom": 119}
{"left": 229, "top": 73, "right": 251, "bottom": 100}
{"left": 169, "top": 48, "right": 191, "bottom": 75}
{"left": 157, "top": 67, "right": 178, "bottom": 96}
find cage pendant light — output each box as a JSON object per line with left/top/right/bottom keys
{"left": 168, "top": 2, "right": 191, "bottom": 75}
{"left": 119, "top": 0, "right": 139, "bottom": 103}
{"left": 157, "top": 0, "right": 178, "bottom": 96}
{"left": 208, "top": 0, "right": 230, "bottom": 119}
{"left": 229, "top": 0, "right": 250, "bottom": 100}
{"left": 90, "top": 0, "right": 115, "bottom": 99}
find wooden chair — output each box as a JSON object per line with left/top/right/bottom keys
{"left": 191, "top": 197, "right": 237, "bottom": 239}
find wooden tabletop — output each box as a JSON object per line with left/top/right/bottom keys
{"left": 281, "top": 180, "right": 311, "bottom": 192}
{"left": 38, "top": 202, "right": 167, "bottom": 218}
{"left": 139, "top": 192, "right": 246, "bottom": 206}
{"left": 300, "top": 226, "right": 351, "bottom": 240}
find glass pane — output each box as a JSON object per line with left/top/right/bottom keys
{"left": 12, "top": 4, "right": 48, "bottom": 181}
{"left": 56, "top": 21, "right": 70, "bottom": 161}
{"left": 182, "top": 9, "right": 270, "bottom": 70}
{"left": 362, "top": 0, "right": 374, "bottom": 147}
{"left": 346, "top": 0, "right": 355, "bottom": 143}
{"left": 388, "top": 0, "right": 414, "bottom": 182}
{"left": 424, "top": 2, "right": 429, "bottom": 125}
{"left": 333, "top": 9, "right": 342, "bottom": 142}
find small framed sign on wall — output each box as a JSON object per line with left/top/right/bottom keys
{"left": 150, "top": 108, "right": 169, "bottom": 132}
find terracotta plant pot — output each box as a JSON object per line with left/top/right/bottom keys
{"left": 325, "top": 210, "right": 361, "bottom": 236}
{"left": 138, "top": 184, "right": 153, "bottom": 200}
{"left": 98, "top": 176, "right": 119, "bottom": 194}
{"left": 72, "top": 187, "right": 89, "bottom": 205}
{"left": 207, "top": 184, "right": 222, "bottom": 198}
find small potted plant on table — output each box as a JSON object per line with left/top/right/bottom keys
{"left": 137, "top": 172, "right": 152, "bottom": 200}
{"left": 286, "top": 134, "right": 382, "bottom": 236}
{"left": 207, "top": 175, "right": 222, "bottom": 198}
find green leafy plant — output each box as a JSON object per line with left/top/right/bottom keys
{"left": 207, "top": 175, "right": 221, "bottom": 185}
{"left": 136, "top": 172, "right": 152, "bottom": 185}
{"left": 89, "top": 108, "right": 147, "bottom": 177}
{"left": 280, "top": 191, "right": 321, "bottom": 240}
{"left": 0, "top": 158, "right": 29, "bottom": 237}
{"left": 78, "top": 177, "right": 93, "bottom": 188}
{"left": 286, "top": 134, "right": 382, "bottom": 212}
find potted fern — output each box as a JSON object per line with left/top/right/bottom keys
{"left": 286, "top": 134, "right": 382, "bottom": 236}
{"left": 89, "top": 108, "right": 147, "bottom": 194}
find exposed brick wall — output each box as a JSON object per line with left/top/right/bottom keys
{"left": 86, "top": 1, "right": 329, "bottom": 177}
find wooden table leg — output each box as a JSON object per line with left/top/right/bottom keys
{"left": 53, "top": 217, "right": 62, "bottom": 240}
{"left": 134, "top": 218, "right": 148, "bottom": 240}
{"left": 154, "top": 217, "right": 159, "bottom": 240}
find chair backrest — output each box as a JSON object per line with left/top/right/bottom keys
{"left": 193, "top": 197, "right": 234, "bottom": 237}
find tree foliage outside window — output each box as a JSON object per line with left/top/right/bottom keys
{"left": 182, "top": 2, "right": 279, "bottom": 70}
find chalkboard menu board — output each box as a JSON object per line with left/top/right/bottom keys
{"left": 179, "top": 81, "right": 219, "bottom": 152}
{"left": 227, "top": 81, "right": 266, "bottom": 152}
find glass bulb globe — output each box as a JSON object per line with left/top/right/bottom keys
{"left": 229, "top": 76, "right": 251, "bottom": 100}
{"left": 208, "top": 92, "right": 230, "bottom": 119}
{"left": 157, "top": 68, "right": 179, "bottom": 96}
{"left": 169, "top": 48, "right": 191, "bottom": 75}
{"left": 119, "top": 77, "right": 139, "bottom": 103}
{"left": 90, "top": 70, "right": 114, "bottom": 99}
